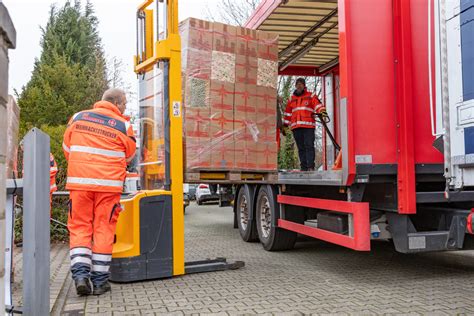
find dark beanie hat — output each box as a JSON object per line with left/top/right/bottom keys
{"left": 296, "top": 77, "right": 306, "bottom": 86}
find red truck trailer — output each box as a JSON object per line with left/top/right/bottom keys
{"left": 200, "top": 0, "right": 474, "bottom": 254}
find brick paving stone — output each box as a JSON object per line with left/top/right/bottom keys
{"left": 113, "top": 311, "right": 140, "bottom": 316}
{"left": 63, "top": 303, "right": 85, "bottom": 311}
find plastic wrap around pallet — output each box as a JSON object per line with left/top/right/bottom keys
{"left": 181, "top": 18, "right": 279, "bottom": 172}
{"left": 6, "top": 95, "right": 20, "bottom": 178}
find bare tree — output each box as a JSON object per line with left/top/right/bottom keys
{"left": 107, "top": 56, "right": 137, "bottom": 122}
{"left": 107, "top": 57, "right": 129, "bottom": 90}
{"left": 205, "top": 0, "right": 261, "bottom": 26}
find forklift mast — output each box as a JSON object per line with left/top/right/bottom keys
{"left": 111, "top": 0, "right": 243, "bottom": 283}
{"left": 133, "top": 0, "right": 184, "bottom": 275}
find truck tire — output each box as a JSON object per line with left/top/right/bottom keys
{"left": 233, "top": 186, "right": 240, "bottom": 229}
{"left": 256, "top": 185, "right": 297, "bottom": 251}
{"left": 236, "top": 185, "right": 258, "bottom": 242}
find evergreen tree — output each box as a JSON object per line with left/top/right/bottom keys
{"left": 278, "top": 76, "right": 299, "bottom": 170}
{"left": 14, "top": 1, "right": 111, "bottom": 241}
{"left": 18, "top": 0, "right": 108, "bottom": 127}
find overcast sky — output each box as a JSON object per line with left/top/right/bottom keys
{"left": 3, "top": 0, "right": 221, "bottom": 100}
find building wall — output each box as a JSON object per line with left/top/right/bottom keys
{"left": 0, "top": 2, "right": 16, "bottom": 312}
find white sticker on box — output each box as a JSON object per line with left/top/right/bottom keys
{"left": 172, "top": 101, "right": 181, "bottom": 117}
{"left": 211, "top": 51, "right": 236, "bottom": 83}
{"left": 257, "top": 58, "right": 278, "bottom": 88}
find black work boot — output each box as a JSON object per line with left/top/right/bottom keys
{"left": 75, "top": 278, "right": 92, "bottom": 296}
{"left": 92, "top": 282, "right": 111, "bottom": 296}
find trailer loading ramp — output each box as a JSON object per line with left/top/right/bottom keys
{"left": 185, "top": 169, "right": 343, "bottom": 186}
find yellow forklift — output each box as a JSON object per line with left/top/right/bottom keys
{"left": 109, "top": 0, "right": 243, "bottom": 282}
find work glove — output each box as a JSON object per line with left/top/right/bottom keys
{"left": 313, "top": 109, "right": 330, "bottom": 123}
{"left": 319, "top": 108, "right": 328, "bottom": 118}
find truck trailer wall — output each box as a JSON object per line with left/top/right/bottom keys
{"left": 338, "top": 0, "right": 443, "bottom": 183}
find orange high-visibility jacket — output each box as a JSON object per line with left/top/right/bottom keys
{"left": 283, "top": 89, "right": 325, "bottom": 130}
{"left": 63, "top": 101, "right": 136, "bottom": 193}
{"left": 50, "top": 153, "right": 58, "bottom": 193}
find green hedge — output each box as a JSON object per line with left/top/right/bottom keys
{"left": 16, "top": 124, "right": 69, "bottom": 242}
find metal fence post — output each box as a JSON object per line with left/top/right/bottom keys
{"left": 22, "top": 129, "right": 50, "bottom": 315}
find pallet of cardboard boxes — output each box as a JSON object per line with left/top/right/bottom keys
{"left": 181, "top": 18, "right": 279, "bottom": 181}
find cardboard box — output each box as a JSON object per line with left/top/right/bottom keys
{"left": 257, "top": 30, "right": 279, "bottom": 60}
{"left": 184, "top": 107, "right": 210, "bottom": 138}
{"left": 256, "top": 86, "right": 277, "bottom": 115}
{"left": 236, "top": 27, "right": 258, "bottom": 57}
{"left": 233, "top": 112, "right": 246, "bottom": 142}
{"left": 257, "top": 141, "right": 278, "bottom": 170}
{"left": 210, "top": 81, "right": 234, "bottom": 111}
{"left": 180, "top": 18, "right": 213, "bottom": 51}
{"left": 213, "top": 22, "right": 236, "bottom": 53}
{"left": 210, "top": 108, "right": 234, "bottom": 169}
{"left": 210, "top": 109, "right": 234, "bottom": 138}
{"left": 244, "top": 141, "right": 257, "bottom": 169}
{"left": 185, "top": 138, "right": 212, "bottom": 170}
{"left": 210, "top": 132, "right": 235, "bottom": 169}
{"left": 235, "top": 55, "right": 257, "bottom": 85}
{"left": 234, "top": 83, "right": 257, "bottom": 114}
{"left": 234, "top": 140, "right": 245, "bottom": 169}
{"left": 183, "top": 50, "right": 212, "bottom": 81}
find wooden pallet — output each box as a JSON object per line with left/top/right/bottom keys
{"left": 185, "top": 169, "right": 278, "bottom": 184}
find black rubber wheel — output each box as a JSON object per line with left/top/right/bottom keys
{"left": 197, "top": 199, "right": 202, "bottom": 205}
{"left": 233, "top": 189, "right": 239, "bottom": 229}
{"left": 236, "top": 185, "right": 258, "bottom": 242}
{"left": 255, "top": 185, "right": 297, "bottom": 251}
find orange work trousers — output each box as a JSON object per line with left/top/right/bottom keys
{"left": 68, "top": 190, "right": 121, "bottom": 283}
{"left": 68, "top": 190, "right": 121, "bottom": 253}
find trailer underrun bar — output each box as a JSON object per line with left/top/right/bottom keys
{"left": 277, "top": 195, "right": 370, "bottom": 251}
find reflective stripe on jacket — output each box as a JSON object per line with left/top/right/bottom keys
{"left": 63, "top": 101, "right": 136, "bottom": 193}
{"left": 283, "top": 89, "right": 325, "bottom": 130}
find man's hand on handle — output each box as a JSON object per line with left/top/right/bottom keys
{"left": 313, "top": 108, "right": 330, "bottom": 123}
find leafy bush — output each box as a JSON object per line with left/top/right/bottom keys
{"left": 16, "top": 125, "right": 69, "bottom": 242}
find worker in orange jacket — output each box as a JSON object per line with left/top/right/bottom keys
{"left": 283, "top": 78, "right": 327, "bottom": 171}
{"left": 20, "top": 142, "right": 57, "bottom": 211}
{"left": 49, "top": 153, "right": 58, "bottom": 209}
{"left": 63, "top": 88, "right": 136, "bottom": 296}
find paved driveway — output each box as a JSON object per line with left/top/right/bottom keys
{"left": 61, "top": 203, "right": 474, "bottom": 315}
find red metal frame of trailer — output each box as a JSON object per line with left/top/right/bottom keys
{"left": 245, "top": 0, "right": 443, "bottom": 251}
{"left": 278, "top": 194, "right": 370, "bottom": 251}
